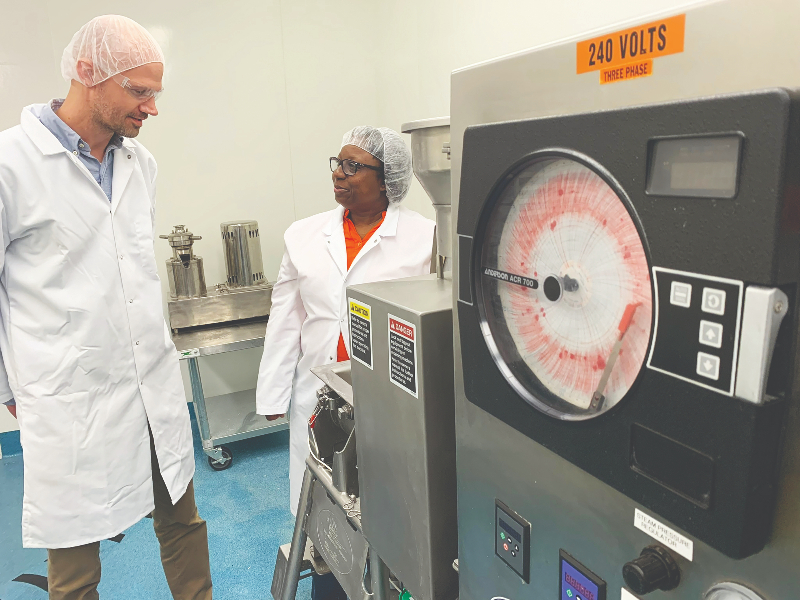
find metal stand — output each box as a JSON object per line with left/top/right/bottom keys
{"left": 174, "top": 320, "right": 289, "bottom": 470}
{"left": 279, "top": 467, "right": 316, "bottom": 600}
{"left": 274, "top": 457, "right": 391, "bottom": 600}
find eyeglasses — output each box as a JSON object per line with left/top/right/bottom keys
{"left": 330, "top": 157, "right": 382, "bottom": 177}
{"left": 113, "top": 75, "right": 164, "bottom": 102}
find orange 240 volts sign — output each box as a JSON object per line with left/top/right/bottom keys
{"left": 576, "top": 14, "right": 685, "bottom": 84}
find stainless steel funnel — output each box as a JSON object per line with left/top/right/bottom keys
{"left": 401, "top": 117, "right": 451, "bottom": 277}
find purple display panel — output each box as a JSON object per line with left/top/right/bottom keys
{"left": 559, "top": 550, "right": 606, "bottom": 600}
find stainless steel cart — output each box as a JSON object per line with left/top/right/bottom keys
{"left": 173, "top": 319, "right": 289, "bottom": 470}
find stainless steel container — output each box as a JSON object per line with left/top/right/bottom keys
{"left": 221, "top": 220, "right": 266, "bottom": 288}
{"left": 160, "top": 225, "right": 207, "bottom": 300}
{"left": 341, "top": 116, "right": 457, "bottom": 600}
{"left": 349, "top": 276, "right": 457, "bottom": 600}
{"left": 401, "top": 117, "right": 451, "bottom": 276}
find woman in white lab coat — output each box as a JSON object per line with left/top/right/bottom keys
{"left": 256, "top": 126, "right": 434, "bottom": 517}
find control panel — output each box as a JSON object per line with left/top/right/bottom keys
{"left": 457, "top": 90, "right": 799, "bottom": 559}
{"left": 560, "top": 550, "right": 606, "bottom": 600}
{"left": 495, "top": 500, "right": 530, "bottom": 582}
{"left": 647, "top": 268, "right": 743, "bottom": 395}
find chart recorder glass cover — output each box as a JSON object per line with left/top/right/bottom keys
{"left": 476, "top": 153, "right": 653, "bottom": 420}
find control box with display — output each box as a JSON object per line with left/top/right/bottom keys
{"left": 457, "top": 89, "right": 800, "bottom": 559}
{"left": 560, "top": 550, "right": 606, "bottom": 600}
{"left": 495, "top": 500, "right": 530, "bottom": 582}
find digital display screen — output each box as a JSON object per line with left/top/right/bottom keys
{"left": 647, "top": 135, "right": 742, "bottom": 198}
{"left": 560, "top": 550, "right": 606, "bottom": 600}
{"left": 498, "top": 518, "right": 521, "bottom": 542}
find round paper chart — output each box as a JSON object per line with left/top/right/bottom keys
{"left": 479, "top": 157, "right": 652, "bottom": 419}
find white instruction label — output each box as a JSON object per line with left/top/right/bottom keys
{"left": 178, "top": 348, "right": 200, "bottom": 360}
{"left": 634, "top": 508, "right": 693, "bottom": 561}
{"left": 388, "top": 314, "right": 418, "bottom": 398}
{"left": 621, "top": 588, "right": 640, "bottom": 600}
{"left": 348, "top": 299, "right": 373, "bottom": 369}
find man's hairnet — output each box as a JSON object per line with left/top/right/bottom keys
{"left": 61, "top": 15, "right": 164, "bottom": 87}
{"left": 341, "top": 126, "right": 413, "bottom": 204}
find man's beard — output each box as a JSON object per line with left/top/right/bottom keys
{"left": 92, "top": 92, "right": 142, "bottom": 139}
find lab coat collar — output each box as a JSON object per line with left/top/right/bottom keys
{"left": 322, "top": 204, "right": 400, "bottom": 276}
{"left": 21, "top": 104, "right": 68, "bottom": 156}
{"left": 322, "top": 203, "right": 400, "bottom": 237}
{"left": 21, "top": 105, "right": 104, "bottom": 196}
{"left": 22, "top": 103, "right": 138, "bottom": 157}
{"left": 22, "top": 104, "right": 139, "bottom": 213}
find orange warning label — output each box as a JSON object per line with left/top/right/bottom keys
{"left": 600, "top": 59, "right": 653, "bottom": 85}
{"left": 577, "top": 14, "right": 685, "bottom": 75}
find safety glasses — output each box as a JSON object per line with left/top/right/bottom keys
{"left": 113, "top": 75, "right": 164, "bottom": 102}
{"left": 330, "top": 157, "right": 383, "bottom": 177}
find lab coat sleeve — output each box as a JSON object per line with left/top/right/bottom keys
{"left": 145, "top": 151, "right": 158, "bottom": 238}
{"left": 256, "top": 240, "right": 306, "bottom": 415}
{"left": 0, "top": 343, "right": 13, "bottom": 403}
{"left": 0, "top": 195, "right": 14, "bottom": 404}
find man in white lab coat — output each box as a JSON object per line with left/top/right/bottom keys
{"left": 0, "top": 16, "right": 212, "bottom": 600}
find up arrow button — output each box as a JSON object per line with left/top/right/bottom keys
{"left": 699, "top": 320, "right": 723, "bottom": 349}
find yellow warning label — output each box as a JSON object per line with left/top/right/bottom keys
{"left": 600, "top": 59, "right": 653, "bottom": 85}
{"left": 577, "top": 14, "right": 685, "bottom": 76}
{"left": 349, "top": 300, "right": 370, "bottom": 320}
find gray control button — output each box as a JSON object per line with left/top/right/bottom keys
{"left": 670, "top": 281, "right": 692, "bottom": 308}
{"left": 699, "top": 320, "right": 723, "bottom": 349}
{"left": 697, "top": 352, "right": 721, "bottom": 380}
{"left": 702, "top": 288, "right": 726, "bottom": 315}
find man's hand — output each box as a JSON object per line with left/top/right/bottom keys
{"left": 5, "top": 404, "right": 16, "bottom": 419}
{"left": 265, "top": 414, "right": 285, "bottom": 421}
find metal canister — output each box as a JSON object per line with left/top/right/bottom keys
{"left": 220, "top": 220, "right": 266, "bottom": 288}
{"left": 160, "top": 225, "right": 207, "bottom": 299}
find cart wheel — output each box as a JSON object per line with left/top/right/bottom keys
{"left": 208, "top": 446, "right": 233, "bottom": 471}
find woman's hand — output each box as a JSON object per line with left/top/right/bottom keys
{"left": 265, "top": 414, "right": 285, "bottom": 421}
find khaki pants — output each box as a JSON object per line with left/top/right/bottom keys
{"left": 47, "top": 436, "right": 212, "bottom": 600}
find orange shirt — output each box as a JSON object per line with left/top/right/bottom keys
{"left": 337, "top": 210, "right": 386, "bottom": 361}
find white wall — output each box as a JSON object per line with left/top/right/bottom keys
{"left": 0, "top": 0, "right": 694, "bottom": 435}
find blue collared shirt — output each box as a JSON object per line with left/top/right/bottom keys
{"left": 38, "top": 99, "right": 124, "bottom": 201}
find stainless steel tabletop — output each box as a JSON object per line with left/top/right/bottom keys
{"left": 172, "top": 319, "right": 268, "bottom": 358}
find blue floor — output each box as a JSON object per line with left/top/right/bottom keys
{"left": 0, "top": 416, "right": 312, "bottom": 599}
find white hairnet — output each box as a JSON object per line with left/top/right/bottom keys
{"left": 61, "top": 15, "right": 164, "bottom": 87}
{"left": 341, "top": 126, "right": 413, "bottom": 204}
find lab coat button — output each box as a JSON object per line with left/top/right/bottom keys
{"left": 72, "top": 151, "right": 78, "bottom": 155}
{"left": 127, "top": 155, "right": 131, "bottom": 159}
{"left": 136, "top": 341, "right": 140, "bottom": 345}
{"left": 129, "top": 299, "right": 133, "bottom": 304}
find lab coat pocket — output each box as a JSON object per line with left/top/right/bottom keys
{"left": 25, "top": 393, "right": 88, "bottom": 479}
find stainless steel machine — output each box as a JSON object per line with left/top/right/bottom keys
{"left": 274, "top": 119, "right": 459, "bottom": 600}
{"left": 162, "top": 220, "right": 287, "bottom": 470}
{"left": 347, "top": 118, "right": 456, "bottom": 600}
{"left": 451, "top": 1, "right": 800, "bottom": 599}
{"left": 160, "top": 225, "right": 207, "bottom": 299}
{"left": 221, "top": 220, "right": 267, "bottom": 288}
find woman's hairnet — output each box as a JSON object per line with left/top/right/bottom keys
{"left": 61, "top": 15, "right": 164, "bottom": 87}
{"left": 341, "top": 126, "right": 413, "bottom": 204}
